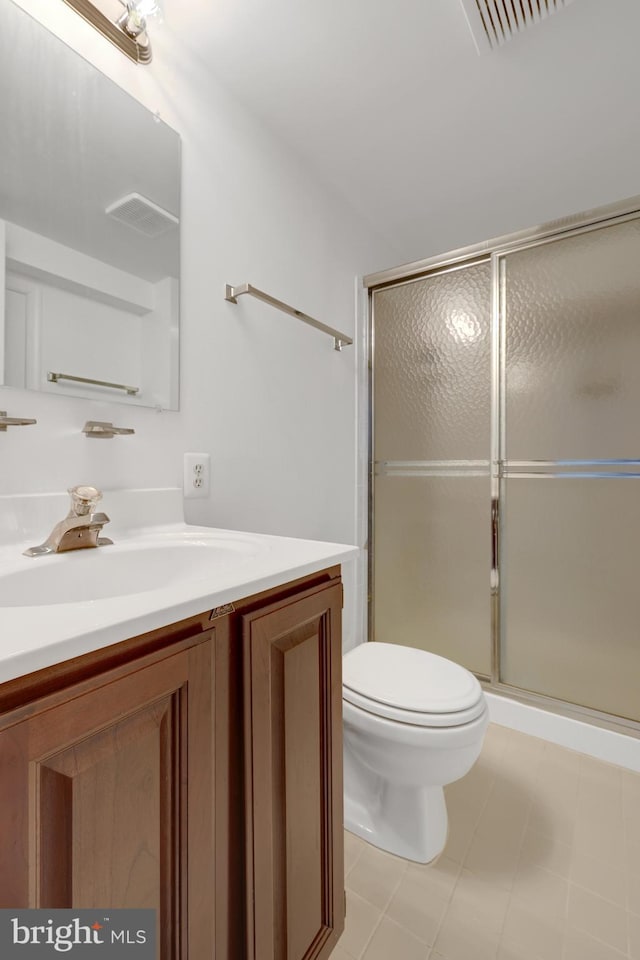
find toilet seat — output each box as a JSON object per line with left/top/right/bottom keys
{"left": 343, "top": 688, "right": 486, "bottom": 727}
{"left": 343, "top": 642, "right": 486, "bottom": 728}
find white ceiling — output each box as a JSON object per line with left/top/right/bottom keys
{"left": 176, "top": 0, "right": 640, "bottom": 266}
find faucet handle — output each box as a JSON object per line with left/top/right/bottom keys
{"left": 68, "top": 485, "right": 103, "bottom": 517}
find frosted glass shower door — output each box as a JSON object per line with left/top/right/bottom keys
{"left": 500, "top": 217, "right": 640, "bottom": 721}
{"left": 372, "top": 262, "right": 492, "bottom": 677}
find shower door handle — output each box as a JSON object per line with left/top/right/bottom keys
{"left": 491, "top": 497, "right": 499, "bottom": 584}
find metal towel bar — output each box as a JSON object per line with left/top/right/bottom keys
{"left": 224, "top": 283, "right": 353, "bottom": 351}
{"left": 48, "top": 372, "right": 140, "bottom": 395}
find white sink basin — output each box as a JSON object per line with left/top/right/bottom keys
{"left": 0, "top": 534, "right": 263, "bottom": 607}
{"left": 0, "top": 490, "right": 358, "bottom": 685}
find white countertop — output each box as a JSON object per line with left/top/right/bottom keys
{"left": 0, "top": 490, "right": 358, "bottom": 684}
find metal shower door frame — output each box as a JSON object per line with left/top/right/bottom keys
{"left": 367, "top": 198, "right": 640, "bottom": 736}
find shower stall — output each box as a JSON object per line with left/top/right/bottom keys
{"left": 366, "top": 200, "right": 640, "bottom": 732}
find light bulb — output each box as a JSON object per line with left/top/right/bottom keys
{"left": 118, "top": 0, "right": 161, "bottom": 38}
{"left": 132, "top": 0, "right": 161, "bottom": 18}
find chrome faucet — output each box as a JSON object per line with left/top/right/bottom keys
{"left": 23, "top": 486, "right": 113, "bottom": 557}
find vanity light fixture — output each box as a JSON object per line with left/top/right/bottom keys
{"left": 62, "top": 0, "right": 162, "bottom": 64}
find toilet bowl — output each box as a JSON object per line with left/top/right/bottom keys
{"left": 343, "top": 642, "right": 488, "bottom": 863}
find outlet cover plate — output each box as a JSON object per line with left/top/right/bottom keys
{"left": 183, "top": 452, "right": 210, "bottom": 499}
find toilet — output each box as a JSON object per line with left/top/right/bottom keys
{"left": 343, "top": 642, "right": 488, "bottom": 863}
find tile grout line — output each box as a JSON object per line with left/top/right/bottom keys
{"left": 493, "top": 747, "right": 548, "bottom": 948}
{"left": 567, "top": 757, "right": 625, "bottom": 954}
{"left": 345, "top": 840, "right": 365, "bottom": 882}
{"left": 425, "top": 853, "right": 464, "bottom": 952}
{"left": 623, "top": 790, "right": 640, "bottom": 956}
{"left": 384, "top": 852, "right": 463, "bottom": 955}
{"left": 429, "top": 841, "right": 481, "bottom": 951}
{"left": 568, "top": 874, "right": 629, "bottom": 912}
{"left": 565, "top": 925, "right": 632, "bottom": 960}
{"left": 429, "top": 761, "right": 503, "bottom": 952}
{"left": 357, "top": 865, "right": 408, "bottom": 959}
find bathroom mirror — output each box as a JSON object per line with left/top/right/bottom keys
{"left": 0, "top": 0, "right": 181, "bottom": 409}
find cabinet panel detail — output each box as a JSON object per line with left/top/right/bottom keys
{"left": 37, "top": 691, "right": 182, "bottom": 935}
{"left": 0, "top": 634, "right": 216, "bottom": 960}
{"left": 243, "top": 582, "right": 344, "bottom": 960}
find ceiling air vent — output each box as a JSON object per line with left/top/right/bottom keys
{"left": 459, "top": 0, "right": 577, "bottom": 54}
{"left": 105, "top": 193, "right": 179, "bottom": 237}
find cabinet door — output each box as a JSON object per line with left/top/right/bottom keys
{"left": 0, "top": 632, "right": 216, "bottom": 960}
{"left": 243, "top": 580, "right": 344, "bottom": 960}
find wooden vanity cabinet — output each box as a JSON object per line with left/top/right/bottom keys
{"left": 241, "top": 575, "right": 344, "bottom": 960}
{"left": 0, "top": 619, "right": 220, "bottom": 958}
{"left": 0, "top": 566, "right": 345, "bottom": 960}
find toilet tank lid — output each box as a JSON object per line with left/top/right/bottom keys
{"left": 343, "top": 642, "right": 482, "bottom": 714}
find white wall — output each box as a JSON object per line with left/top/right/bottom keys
{"left": 0, "top": 1, "right": 397, "bottom": 651}
{"left": 1, "top": 7, "right": 395, "bottom": 563}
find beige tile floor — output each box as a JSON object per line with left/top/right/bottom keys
{"left": 335, "top": 723, "right": 640, "bottom": 960}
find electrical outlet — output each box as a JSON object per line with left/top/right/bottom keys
{"left": 184, "top": 452, "right": 210, "bottom": 499}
